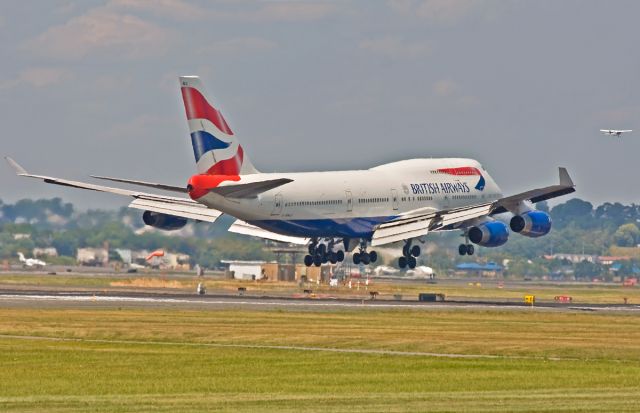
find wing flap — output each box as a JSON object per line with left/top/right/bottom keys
{"left": 372, "top": 219, "right": 434, "bottom": 246}
{"left": 129, "top": 198, "right": 222, "bottom": 222}
{"left": 372, "top": 202, "right": 494, "bottom": 246}
{"left": 228, "top": 220, "right": 309, "bottom": 244}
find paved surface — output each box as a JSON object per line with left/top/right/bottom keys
{"left": 1, "top": 289, "right": 638, "bottom": 312}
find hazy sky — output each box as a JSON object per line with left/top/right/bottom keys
{"left": 1, "top": 0, "right": 639, "bottom": 209}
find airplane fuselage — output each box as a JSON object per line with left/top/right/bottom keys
{"left": 194, "top": 158, "right": 503, "bottom": 239}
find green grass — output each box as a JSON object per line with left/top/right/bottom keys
{"left": 1, "top": 306, "right": 640, "bottom": 412}
{"left": 2, "top": 272, "right": 639, "bottom": 305}
{"left": 1, "top": 337, "right": 639, "bottom": 412}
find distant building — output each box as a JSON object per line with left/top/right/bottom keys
{"left": 162, "top": 252, "right": 191, "bottom": 271}
{"left": 544, "top": 253, "right": 597, "bottom": 264}
{"left": 222, "top": 260, "right": 266, "bottom": 280}
{"left": 455, "top": 262, "right": 503, "bottom": 277}
{"left": 597, "top": 256, "right": 631, "bottom": 265}
{"left": 12, "top": 233, "right": 31, "bottom": 240}
{"left": 32, "top": 247, "right": 58, "bottom": 257}
{"left": 76, "top": 248, "right": 109, "bottom": 266}
{"left": 544, "top": 254, "right": 632, "bottom": 266}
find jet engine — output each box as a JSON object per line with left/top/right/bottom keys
{"left": 142, "top": 211, "right": 188, "bottom": 231}
{"left": 468, "top": 221, "right": 509, "bottom": 247}
{"left": 509, "top": 211, "right": 552, "bottom": 238}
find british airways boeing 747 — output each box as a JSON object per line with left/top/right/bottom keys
{"left": 7, "top": 76, "right": 575, "bottom": 268}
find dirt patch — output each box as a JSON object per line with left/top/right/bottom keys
{"left": 110, "top": 278, "right": 191, "bottom": 289}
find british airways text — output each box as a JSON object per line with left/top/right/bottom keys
{"left": 410, "top": 182, "right": 471, "bottom": 195}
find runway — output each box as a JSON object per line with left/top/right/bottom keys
{"left": 1, "top": 289, "right": 638, "bottom": 312}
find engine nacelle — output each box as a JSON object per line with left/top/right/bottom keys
{"left": 509, "top": 211, "right": 551, "bottom": 238}
{"left": 142, "top": 211, "right": 188, "bottom": 231}
{"left": 468, "top": 221, "right": 509, "bottom": 247}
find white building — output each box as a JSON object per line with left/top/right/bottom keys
{"left": 221, "top": 260, "right": 266, "bottom": 280}
{"left": 33, "top": 247, "right": 58, "bottom": 257}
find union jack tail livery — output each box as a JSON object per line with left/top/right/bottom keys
{"left": 180, "top": 76, "right": 258, "bottom": 175}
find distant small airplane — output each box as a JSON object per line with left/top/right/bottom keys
{"left": 600, "top": 129, "right": 632, "bottom": 137}
{"left": 17, "top": 252, "right": 46, "bottom": 268}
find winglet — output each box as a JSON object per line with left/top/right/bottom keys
{"left": 5, "top": 157, "right": 28, "bottom": 175}
{"left": 559, "top": 167, "right": 574, "bottom": 187}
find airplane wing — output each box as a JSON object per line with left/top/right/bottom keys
{"left": 371, "top": 167, "right": 575, "bottom": 247}
{"left": 5, "top": 157, "right": 222, "bottom": 223}
{"left": 228, "top": 219, "right": 309, "bottom": 245}
{"left": 491, "top": 167, "right": 575, "bottom": 213}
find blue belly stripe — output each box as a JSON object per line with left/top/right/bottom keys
{"left": 247, "top": 216, "right": 397, "bottom": 239}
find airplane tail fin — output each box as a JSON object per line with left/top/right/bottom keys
{"left": 179, "top": 76, "right": 259, "bottom": 176}
{"left": 17, "top": 252, "right": 25, "bottom": 262}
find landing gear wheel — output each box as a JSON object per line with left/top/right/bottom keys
{"left": 353, "top": 253, "right": 361, "bottom": 265}
{"left": 466, "top": 244, "right": 474, "bottom": 256}
{"left": 369, "top": 251, "right": 378, "bottom": 263}
{"left": 317, "top": 244, "right": 327, "bottom": 256}
{"left": 304, "top": 255, "right": 313, "bottom": 267}
{"left": 313, "top": 255, "right": 322, "bottom": 267}
{"left": 458, "top": 244, "right": 467, "bottom": 256}
{"left": 322, "top": 254, "right": 328, "bottom": 264}
{"left": 329, "top": 252, "right": 337, "bottom": 264}
{"left": 361, "top": 252, "right": 371, "bottom": 265}
{"left": 402, "top": 245, "right": 410, "bottom": 257}
{"left": 398, "top": 256, "right": 407, "bottom": 269}
{"left": 410, "top": 245, "right": 421, "bottom": 257}
{"left": 308, "top": 244, "right": 316, "bottom": 255}
{"left": 336, "top": 250, "right": 345, "bottom": 262}
{"left": 407, "top": 256, "right": 417, "bottom": 269}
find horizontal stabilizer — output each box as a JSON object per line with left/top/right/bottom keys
{"left": 211, "top": 178, "right": 293, "bottom": 198}
{"left": 91, "top": 175, "right": 187, "bottom": 193}
{"left": 228, "top": 220, "right": 308, "bottom": 244}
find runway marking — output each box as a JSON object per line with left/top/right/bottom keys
{"left": 1, "top": 293, "right": 638, "bottom": 312}
{"left": 0, "top": 334, "right": 582, "bottom": 361}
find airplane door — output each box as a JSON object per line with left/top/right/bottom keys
{"left": 271, "top": 194, "right": 283, "bottom": 216}
{"left": 391, "top": 189, "right": 399, "bottom": 210}
{"left": 345, "top": 190, "right": 353, "bottom": 212}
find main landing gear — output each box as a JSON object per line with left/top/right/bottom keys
{"left": 398, "top": 240, "right": 420, "bottom": 269}
{"left": 458, "top": 232, "right": 474, "bottom": 256}
{"left": 304, "top": 239, "right": 345, "bottom": 267}
{"left": 352, "top": 240, "right": 378, "bottom": 266}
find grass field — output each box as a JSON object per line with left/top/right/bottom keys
{"left": 1, "top": 304, "right": 639, "bottom": 412}
{"left": 1, "top": 272, "right": 639, "bottom": 304}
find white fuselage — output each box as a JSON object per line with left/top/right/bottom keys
{"left": 195, "top": 158, "right": 503, "bottom": 239}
